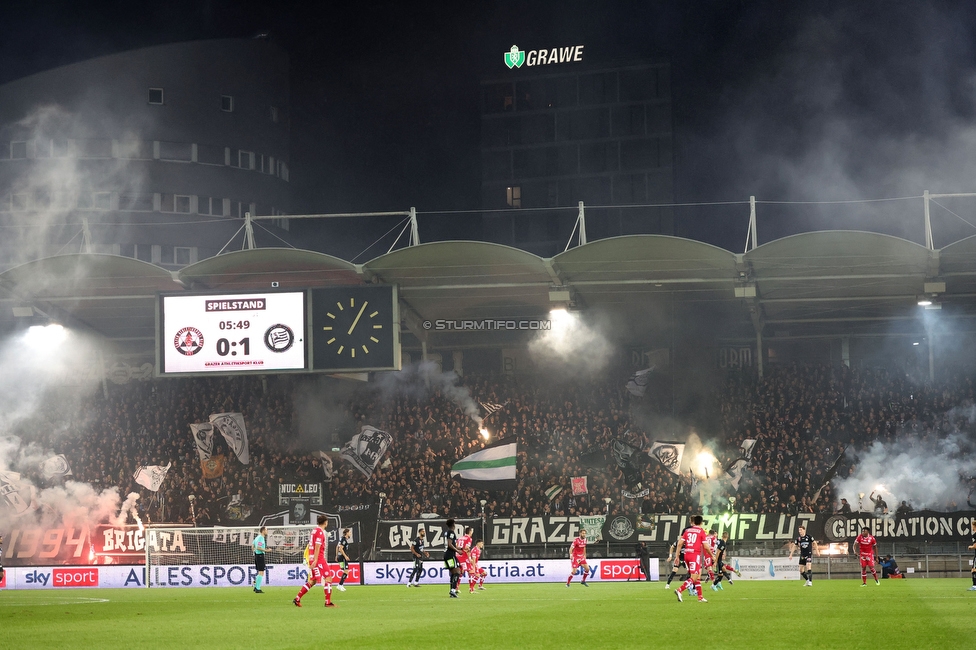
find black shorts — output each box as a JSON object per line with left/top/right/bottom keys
{"left": 444, "top": 556, "right": 458, "bottom": 570}
{"left": 338, "top": 558, "right": 349, "bottom": 571}
{"left": 798, "top": 555, "right": 812, "bottom": 565}
{"left": 254, "top": 554, "right": 266, "bottom": 572}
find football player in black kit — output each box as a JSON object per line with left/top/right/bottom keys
{"left": 408, "top": 528, "right": 430, "bottom": 587}
{"left": 788, "top": 525, "right": 817, "bottom": 586}
{"left": 664, "top": 538, "right": 688, "bottom": 589}
{"left": 711, "top": 531, "right": 742, "bottom": 589}
{"left": 335, "top": 528, "right": 352, "bottom": 591}
{"left": 443, "top": 518, "right": 463, "bottom": 598}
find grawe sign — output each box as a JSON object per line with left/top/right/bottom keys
{"left": 505, "top": 44, "right": 584, "bottom": 69}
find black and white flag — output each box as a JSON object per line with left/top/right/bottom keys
{"left": 479, "top": 401, "right": 508, "bottom": 420}
{"left": 341, "top": 425, "right": 393, "bottom": 479}
{"left": 0, "top": 470, "right": 37, "bottom": 516}
{"left": 740, "top": 439, "right": 757, "bottom": 460}
{"left": 625, "top": 368, "right": 653, "bottom": 397}
{"left": 649, "top": 441, "right": 685, "bottom": 475}
{"left": 41, "top": 454, "right": 73, "bottom": 480}
{"left": 210, "top": 413, "right": 249, "bottom": 465}
{"left": 726, "top": 458, "right": 749, "bottom": 491}
{"left": 314, "top": 451, "right": 334, "bottom": 480}
{"left": 133, "top": 463, "right": 171, "bottom": 492}
{"left": 190, "top": 423, "right": 214, "bottom": 462}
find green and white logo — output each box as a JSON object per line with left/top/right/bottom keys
{"left": 504, "top": 45, "right": 525, "bottom": 69}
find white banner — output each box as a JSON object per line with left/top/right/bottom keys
{"left": 361, "top": 558, "right": 659, "bottom": 585}
{"left": 730, "top": 557, "right": 802, "bottom": 581}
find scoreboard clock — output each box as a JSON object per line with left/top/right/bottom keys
{"left": 158, "top": 291, "right": 307, "bottom": 375}
{"left": 311, "top": 285, "right": 400, "bottom": 372}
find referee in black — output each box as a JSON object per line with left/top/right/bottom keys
{"left": 408, "top": 528, "right": 429, "bottom": 587}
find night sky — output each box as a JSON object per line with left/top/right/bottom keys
{"left": 2, "top": 1, "right": 976, "bottom": 252}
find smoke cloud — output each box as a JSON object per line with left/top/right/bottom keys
{"left": 0, "top": 326, "right": 124, "bottom": 531}
{"left": 527, "top": 310, "right": 615, "bottom": 376}
{"left": 833, "top": 406, "right": 976, "bottom": 510}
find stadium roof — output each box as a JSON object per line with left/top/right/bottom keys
{"left": 1, "top": 231, "right": 973, "bottom": 353}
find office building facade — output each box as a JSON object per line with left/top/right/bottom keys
{"left": 481, "top": 55, "right": 673, "bottom": 255}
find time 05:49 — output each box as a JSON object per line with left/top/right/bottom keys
{"left": 218, "top": 320, "right": 250, "bottom": 330}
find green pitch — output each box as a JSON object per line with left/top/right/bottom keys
{"left": 3, "top": 580, "right": 976, "bottom": 649}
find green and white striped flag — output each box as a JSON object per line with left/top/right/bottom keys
{"left": 450, "top": 440, "right": 517, "bottom": 491}
{"left": 545, "top": 485, "right": 563, "bottom": 501}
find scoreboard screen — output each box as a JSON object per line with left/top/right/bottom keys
{"left": 158, "top": 292, "right": 307, "bottom": 375}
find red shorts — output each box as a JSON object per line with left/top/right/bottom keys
{"left": 683, "top": 553, "right": 701, "bottom": 575}
{"left": 310, "top": 564, "right": 331, "bottom": 584}
{"left": 464, "top": 561, "right": 475, "bottom": 575}
{"left": 571, "top": 557, "right": 588, "bottom": 570}
{"left": 704, "top": 555, "right": 714, "bottom": 569}
{"left": 859, "top": 555, "right": 875, "bottom": 569}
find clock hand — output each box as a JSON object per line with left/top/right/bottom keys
{"left": 347, "top": 301, "right": 368, "bottom": 335}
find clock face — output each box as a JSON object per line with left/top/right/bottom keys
{"left": 311, "top": 285, "right": 399, "bottom": 371}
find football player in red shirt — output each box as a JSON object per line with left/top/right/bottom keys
{"left": 469, "top": 540, "right": 487, "bottom": 592}
{"left": 674, "top": 515, "right": 716, "bottom": 603}
{"left": 566, "top": 528, "right": 590, "bottom": 587}
{"left": 294, "top": 515, "right": 337, "bottom": 607}
{"left": 854, "top": 526, "right": 880, "bottom": 586}
{"left": 703, "top": 529, "right": 719, "bottom": 585}
{"left": 457, "top": 527, "right": 473, "bottom": 571}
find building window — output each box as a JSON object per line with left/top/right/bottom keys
{"left": 148, "top": 88, "right": 164, "bottom": 105}
{"left": 270, "top": 106, "right": 278, "bottom": 123}
{"left": 175, "top": 195, "right": 191, "bottom": 213}
{"left": 93, "top": 192, "right": 112, "bottom": 210}
{"left": 238, "top": 150, "right": 254, "bottom": 170}
{"left": 221, "top": 95, "right": 234, "bottom": 112}
{"left": 10, "top": 141, "right": 27, "bottom": 159}
{"left": 506, "top": 186, "right": 522, "bottom": 208}
{"left": 120, "top": 193, "right": 153, "bottom": 212}
{"left": 175, "top": 247, "right": 192, "bottom": 265}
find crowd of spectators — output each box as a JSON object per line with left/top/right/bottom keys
{"left": 9, "top": 360, "right": 976, "bottom": 526}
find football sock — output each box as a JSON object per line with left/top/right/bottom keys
{"left": 255, "top": 575, "right": 263, "bottom": 590}
{"left": 971, "top": 572, "right": 976, "bottom": 586}
{"left": 861, "top": 571, "right": 867, "bottom": 584}
{"left": 339, "top": 573, "right": 347, "bottom": 586}
{"left": 567, "top": 575, "right": 574, "bottom": 584}
{"left": 324, "top": 583, "right": 332, "bottom": 605}
{"left": 666, "top": 571, "right": 677, "bottom": 585}
{"left": 297, "top": 584, "right": 310, "bottom": 600}
{"left": 694, "top": 580, "right": 702, "bottom": 599}
{"left": 679, "top": 578, "right": 693, "bottom": 593}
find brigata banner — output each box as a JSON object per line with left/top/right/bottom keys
{"left": 1, "top": 566, "right": 147, "bottom": 589}
{"left": 362, "top": 558, "right": 659, "bottom": 585}
{"left": 730, "top": 558, "right": 801, "bottom": 581}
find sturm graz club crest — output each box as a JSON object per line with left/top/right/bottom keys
{"left": 505, "top": 45, "right": 525, "bottom": 69}
{"left": 264, "top": 324, "right": 294, "bottom": 352}
{"left": 174, "top": 327, "right": 204, "bottom": 356}
{"left": 608, "top": 516, "right": 635, "bottom": 541}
